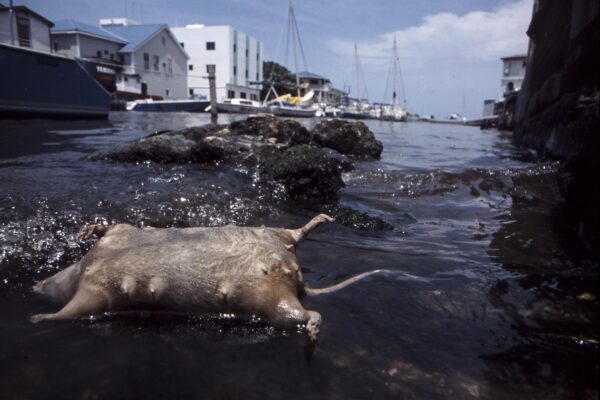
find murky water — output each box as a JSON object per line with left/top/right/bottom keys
{"left": 0, "top": 112, "right": 597, "bottom": 399}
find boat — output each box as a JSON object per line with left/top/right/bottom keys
{"left": 267, "top": 90, "right": 316, "bottom": 118}
{"left": 339, "top": 44, "right": 373, "bottom": 120}
{"left": 380, "top": 35, "right": 407, "bottom": 122}
{"left": 0, "top": 43, "right": 111, "bottom": 119}
{"left": 126, "top": 98, "right": 210, "bottom": 112}
{"left": 261, "top": 1, "right": 317, "bottom": 118}
{"left": 214, "top": 98, "right": 265, "bottom": 114}
{"left": 420, "top": 114, "right": 467, "bottom": 125}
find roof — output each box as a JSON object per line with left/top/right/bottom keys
{"left": 298, "top": 71, "right": 329, "bottom": 81}
{"left": 51, "top": 19, "right": 128, "bottom": 44}
{"left": 501, "top": 54, "right": 527, "bottom": 60}
{"left": 0, "top": 4, "right": 54, "bottom": 26}
{"left": 103, "top": 24, "right": 165, "bottom": 53}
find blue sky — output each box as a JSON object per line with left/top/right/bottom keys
{"left": 18, "top": 0, "right": 533, "bottom": 117}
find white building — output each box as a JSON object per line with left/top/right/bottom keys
{"left": 0, "top": 4, "right": 53, "bottom": 52}
{"left": 101, "top": 19, "right": 189, "bottom": 100}
{"left": 500, "top": 54, "right": 527, "bottom": 98}
{"left": 171, "top": 24, "right": 263, "bottom": 101}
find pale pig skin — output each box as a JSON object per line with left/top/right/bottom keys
{"left": 32, "top": 214, "right": 380, "bottom": 342}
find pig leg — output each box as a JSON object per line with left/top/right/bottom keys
{"left": 266, "top": 297, "right": 322, "bottom": 342}
{"left": 289, "top": 214, "right": 334, "bottom": 244}
{"left": 79, "top": 224, "right": 110, "bottom": 240}
{"left": 31, "top": 286, "right": 110, "bottom": 323}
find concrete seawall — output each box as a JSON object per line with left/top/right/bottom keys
{"left": 515, "top": 0, "right": 599, "bottom": 236}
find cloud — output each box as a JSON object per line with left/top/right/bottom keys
{"left": 329, "top": 0, "right": 532, "bottom": 69}
{"left": 327, "top": 0, "right": 533, "bottom": 115}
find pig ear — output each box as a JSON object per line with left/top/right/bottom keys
{"left": 288, "top": 214, "right": 335, "bottom": 244}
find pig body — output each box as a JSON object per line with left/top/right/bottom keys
{"left": 32, "top": 215, "right": 379, "bottom": 341}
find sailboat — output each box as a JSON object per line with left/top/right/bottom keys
{"left": 380, "top": 35, "right": 407, "bottom": 122}
{"left": 338, "top": 44, "right": 372, "bottom": 120}
{"left": 264, "top": 0, "right": 317, "bottom": 118}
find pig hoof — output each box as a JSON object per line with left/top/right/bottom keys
{"left": 30, "top": 313, "right": 51, "bottom": 323}
{"left": 315, "top": 214, "right": 335, "bottom": 223}
{"left": 306, "top": 311, "right": 321, "bottom": 342}
{"left": 79, "top": 224, "right": 107, "bottom": 241}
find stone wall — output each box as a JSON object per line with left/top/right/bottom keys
{"left": 514, "top": 0, "right": 599, "bottom": 235}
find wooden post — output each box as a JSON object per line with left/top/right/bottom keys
{"left": 207, "top": 64, "right": 217, "bottom": 125}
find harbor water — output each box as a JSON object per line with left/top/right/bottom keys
{"left": 0, "top": 113, "right": 597, "bottom": 399}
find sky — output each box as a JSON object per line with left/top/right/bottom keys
{"left": 17, "top": 0, "right": 533, "bottom": 117}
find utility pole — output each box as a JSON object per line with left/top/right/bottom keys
{"left": 9, "top": 0, "right": 15, "bottom": 46}
{"left": 206, "top": 64, "right": 218, "bottom": 125}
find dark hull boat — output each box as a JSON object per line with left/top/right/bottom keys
{"left": 0, "top": 43, "right": 111, "bottom": 119}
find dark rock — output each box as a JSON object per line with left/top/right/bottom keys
{"left": 229, "top": 114, "right": 310, "bottom": 145}
{"left": 89, "top": 133, "right": 226, "bottom": 163}
{"left": 260, "top": 145, "right": 344, "bottom": 203}
{"left": 311, "top": 119, "right": 383, "bottom": 158}
{"left": 88, "top": 116, "right": 356, "bottom": 203}
{"left": 320, "top": 204, "right": 394, "bottom": 231}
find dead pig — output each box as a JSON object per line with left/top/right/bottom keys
{"left": 32, "top": 214, "right": 379, "bottom": 342}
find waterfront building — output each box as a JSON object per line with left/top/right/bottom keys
{"left": 51, "top": 19, "right": 127, "bottom": 93}
{"left": 297, "top": 71, "right": 345, "bottom": 105}
{"left": 49, "top": 18, "right": 189, "bottom": 100}
{"left": 0, "top": 3, "right": 53, "bottom": 52}
{"left": 101, "top": 19, "right": 189, "bottom": 100}
{"left": 171, "top": 24, "right": 263, "bottom": 102}
{"left": 500, "top": 54, "right": 527, "bottom": 98}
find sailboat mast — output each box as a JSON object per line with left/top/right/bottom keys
{"left": 288, "top": 0, "right": 301, "bottom": 97}
{"left": 354, "top": 44, "right": 361, "bottom": 102}
{"left": 392, "top": 35, "right": 398, "bottom": 111}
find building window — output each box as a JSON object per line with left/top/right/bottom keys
{"left": 154, "top": 55, "right": 159, "bottom": 72}
{"left": 161, "top": 36, "right": 166, "bottom": 46}
{"left": 53, "top": 42, "right": 59, "bottom": 52}
{"left": 180, "top": 42, "right": 185, "bottom": 48}
{"left": 245, "top": 69, "right": 248, "bottom": 78}
{"left": 227, "top": 90, "right": 235, "bottom": 99}
{"left": 16, "top": 14, "right": 31, "bottom": 47}
{"left": 166, "top": 89, "right": 170, "bottom": 97}
{"left": 167, "top": 58, "right": 173, "bottom": 75}
{"left": 119, "top": 54, "right": 124, "bottom": 63}
{"left": 256, "top": 73, "right": 259, "bottom": 81}
{"left": 233, "top": 44, "right": 237, "bottom": 53}
{"left": 206, "top": 41, "right": 215, "bottom": 50}
{"left": 124, "top": 77, "right": 129, "bottom": 82}
{"left": 104, "top": 50, "right": 108, "bottom": 55}
{"left": 206, "top": 64, "right": 215, "bottom": 73}
{"left": 245, "top": 49, "right": 248, "bottom": 57}
{"left": 97, "top": 50, "right": 102, "bottom": 58}
{"left": 189, "top": 89, "right": 194, "bottom": 96}
{"left": 110, "top": 54, "right": 114, "bottom": 60}
{"left": 240, "top": 92, "right": 246, "bottom": 99}
{"left": 144, "top": 53, "right": 150, "bottom": 70}
{"left": 189, "top": 64, "right": 193, "bottom": 71}
{"left": 233, "top": 66, "right": 237, "bottom": 75}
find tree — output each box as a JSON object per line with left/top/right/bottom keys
{"left": 261, "top": 61, "right": 297, "bottom": 100}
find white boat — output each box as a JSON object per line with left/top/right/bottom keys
{"left": 126, "top": 98, "right": 210, "bottom": 112}
{"left": 261, "top": 1, "right": 317, "bottom": 119}
{"left": 380, "top": 35, "right": 407, "bottom": 122}
{"left": 215, "top": 98, "right": 266, "bottom": 114}
{"left": 267, "top": 90, "right": 317, "bottom": 118}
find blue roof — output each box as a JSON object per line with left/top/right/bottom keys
{"left": 298, "top": 71, "right": 329, "bottom": 81}
{"left": 52, "top": 19, "right": 128, "bottom": 44}
{"left": 103, "top": 24, "right": 165, "bottom": 53}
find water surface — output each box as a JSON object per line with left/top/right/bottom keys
{"left": 0, "top": 112, "right": 597, "bottom": 399}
